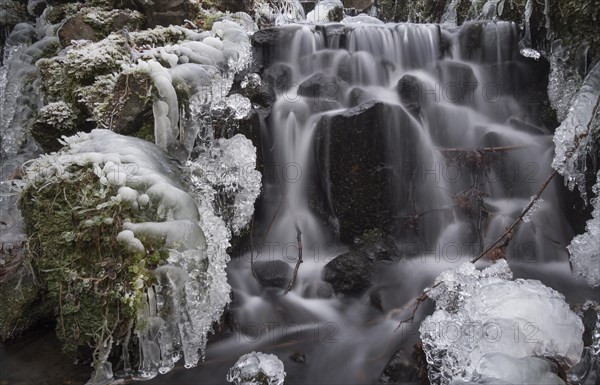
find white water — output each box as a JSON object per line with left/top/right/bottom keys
{"left": 145, "top": 21, "right": 599, "bottom": 385}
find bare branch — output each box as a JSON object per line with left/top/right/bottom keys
{"left": 283, "top": 221, "right": 303, "bottom": 295}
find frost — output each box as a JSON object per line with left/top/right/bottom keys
{"left": 213, "top": 94, "right": 252, "bottom": 119}
{"left": 522, "top": 195, "right": 544, "bottom": 223}
{"left": 340, "top": 14, "right": 383, "bottom": 24}
{"left": 547, "top": 40, "right": 582, "bottom": 122}
{"left": 253, "top": 0, "right": 305, "bottom": 27}
{"left": 519, "top": 48, "right": 540, "bottom": 60}
{"left": 227, "top": 352, "right": 286, "bottom": 385}
{"left": 551, "top": 60, "right": 600, "bottom": 199}
{"left": 420, "top": 260, "right": 584, "bottom": 385}
{"left": 568, "top": 172, "right": 600, "bottom": 287}
{"left": 306, "top": 0, "right": 343, "bottom": 23}
{"left": 188, "top": 134, "right": 262, "bottom": 236}
{"left": 441, "top": 0, "right": 460, "bottom": 25}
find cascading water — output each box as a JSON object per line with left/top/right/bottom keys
{"left": 143, "top": 20, "right": 599, "bottom": 385}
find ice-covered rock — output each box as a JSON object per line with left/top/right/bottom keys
{"left": 568, "top": 172, "right": 600, "bottom": 287}
{"left": 19, "top": 129, "right": 243, "bottom": 381}
{"left": 227, "top": 351, "right": 286, "bottom": 385}
{"left": 420, "top": 260, "right": 584, "bottom": 385}
{"left": 253, "top": 0, "right": 305, "bottom": 27}
{"left": 306, "top": 0, "right": 344, "bottom": 23}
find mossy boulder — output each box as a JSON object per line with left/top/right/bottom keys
{"left": 30, "top": 101, "right": 81, "bottom": 152}
{"left": 18, "top": 163, "right": 168, "bottom": 358}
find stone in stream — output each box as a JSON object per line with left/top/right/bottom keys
{"left": 253, "top": 260, "right": 292, "bottom": 289}
{"left": 297, "top": 72, "right": 349, "bottom": 101}
{"left": 322, "top": 251, "right": 373, "bottom": 295}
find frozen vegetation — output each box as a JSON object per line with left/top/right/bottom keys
{"left": 16, "top": 129, "right": 260, "bottom": 382}
{"left": 420, "top": 260, "right": 584, "bottom": 385}
{"left": 227, "top": 352, "right": 286, "bottom": 385}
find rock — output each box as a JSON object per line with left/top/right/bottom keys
{"left": 30, "top": 101, "right": 82, "bottom": 152}
{"left": 313, "top": 101, "right": 418, "bottom": 242}
{"left": 356, "top": 229, "right": 401, "bottom": 262}
{"left": 395, "top": 74, "right": 425, "bottom": 112}
{"left": 322, "top": 251, "right": 372, "bottom": 295}
{"left": 298, "top": 73, "right": 348, "bottom": 101}
{"left": 262, "top": 63, "right": 293, "bottom": 95}
{"left": 289, "top": 352, "right": 306, "bottom": 364}
{"left": 348, "top": 87, "right": 375, "bottom": 107}
{"left": 302, "top": 281, "right": 334, "bottom": 299}
{"left": 103, "top": 71, "right": 153, "bottom": 136}
{"left": 253, "top": 260, "right": 292, "bottom": 289}
{"left": 203, "top": 0, "right": 252, "bottom": 13}
{"left": 137, "top": 0, "right": 194, "bottom": 28}
{"left": 58, "top": 14, "right": 98, "bottom": 46}
{"left": 435, "top": 61, "right": 479, "bottom": 105}
{"left": 378, "top": 350, "right": 419, "bottom": 384}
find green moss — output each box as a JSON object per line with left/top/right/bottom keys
{"left": 19, "top": 165, "right": 168, "bottom": 358}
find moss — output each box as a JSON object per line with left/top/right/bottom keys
{"left": 0, "top": 270, "right": 52, "bottom": 341}
{"left": 132, "top": 118, "right": 155, "bottom": 142}
{"left": 377, "top": 0, "right": 446, "bottom": 23}
{"left": 45, "top": 3, "right": 83, "bottom": 25}
{"left": 19, "top": 165, "right": 168, "bottom": 358}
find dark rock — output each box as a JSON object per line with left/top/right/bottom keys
{"left": 302, "top": 281, "right": 334, "bottom": 299}
{"left": 348, "top": 87, "right": 375, "bottom": 107}
{"left": 378, "top": 350, "right": 419, "bottom": 384}
{"left": 313, "top": 101, "right": 419, "bottom": 242}
{"left": 58, "top": 14, "right": 99, "bottom": 46}
{"left": 323, "top": 251, "right": 372, "bottom": 295}
{"left": 356, "top": 229, "right": 401, "bottom": 262}
{"left": 253, "top": 260, "right": 292, "bottom": 289}
{"left": 204, "top": 0, "right": 252, "bottom": 13}
{"left": 137, "top": 0, "right": 193, "bottom": 28}
{"left": 435, "top": 61, "right": 479, "bottom": 105}
{"left": 298, "top": 73, "right": 348, "bottom": 101}
{"left": 263, "top": 63, "right": 293, "bottom": 95}
{"left": 290, "top": 352, "right": 306, "bottom": 364}
{"left": 103, "top": 72, "right": 153, "bottom": 136}
{"left": 395, "top": 74, "right": 425, "bottom": 112}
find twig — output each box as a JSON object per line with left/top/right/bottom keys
{"left": 437, "top": 144, "right": 531, "bottom": 153}
{"left": 471, "top": 169, "right": 558, "bottom": 264}
{"left": 283, "top": 221, "right": 302, "bottom": 295}
{"left": 395, "top": 282, "right": 441, "bottom": 329}
{"left": 249, "top": 214, "right": 257, "bottom": 278}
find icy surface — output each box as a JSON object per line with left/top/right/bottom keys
{"left": 227, "top": 352, "right": 286, "bottom": 385}
{"left": 253, "top": 0, "right": 305, "bottom": 27}
{"left": 20, "top": 130, "right": 237, "bottom": 380}
{"left": 420, "top": 260, "right": 584, "bottom": 385}
{"left": 552, "top": 60, "right": 600, "bottom": 200}
{"left": 568, "top": 172, "right": 600, "bottom": 287}
{"left": 340, "top": 14, "right": 383, "bottom": 24}
{"left": 474, "top": 353, "right": 566, "bottom": 385}
{"left": 306, "top": 0, "right": 343, "bottom": 23}
{"left": 520, "top": 48, "right": 541, "bottom": 60}
{"left": 188, "top": 134, "right": 262, "bottom": 236}
{"left": 129, "top": 19, "right": 252, "bottom": 156}
{"left": 522, "top": 195, "right": 544, "bottom": 223}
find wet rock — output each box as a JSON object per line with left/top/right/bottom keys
{"left": 348, "top": 87, "right": 376, "bottom": 107}
{"left": 314, "top": 101, "right": 417, "bottom": 241}
{"left": 103, "top": 71, "right": 153, "bottom": 136}
{"left": 263, "top": 63, "right": 293, "bottom": 95}
{"left": 58, "top": 14, "right": 98, "bottom": 46}
{"left": 203, "top": 0, "right": 252, "bottom": 13}
{"left": 138, "top": 0, "right": 194, "bottom": 28}
{"left": 253, "top": 260, "right": 292, "bottom": 289}
{"left": 289, "top": 352, "right": 306, "bottom": 364}
{"left": 323, "top": 251, "right": 372, "bottom": 295}
{"left": 395, "top": 74, "right": 425, "bottom": 112}
{"left": 298, "top": 73, "right": 348, "bottom": 101}
{"left": 356, "top": 229, "right": 401, "bottom": 262}
{"left": 435, "top": 61, "right": 479, "bottom": 105}
{"left": 302, "top": 281, "right": 334, "bottom": 299}
{"left": 378, "top": 350, "right": 419, "bottom": 384}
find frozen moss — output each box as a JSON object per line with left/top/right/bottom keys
{"left": 30, "top": 101, "right": 79, "bottom": 152}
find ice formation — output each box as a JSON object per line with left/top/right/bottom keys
{"left": 420, "top": 260, "right": 584, "bottom": 385}
{"left": 306, "top": 0, "right": 343, "bottom": 23}
{"left": 253, "top": 0, "right": 305, "bottom": 27}
{"left": 568, "top": 172, "right": 600, "bottom": 287}
{"left": 227, "top": 351, "right": 286, "bottom": 385}
{"left": 188, "top": 134, "right": 262, "bottom": 236}
{"left": 552, "top": 60, "right": 600, "bottom": 199}
{"left": 127, "top": 19, "right": 252, "bottom": 155}
{"left": 19, "top": 129, "right": 251, "bottom": 380}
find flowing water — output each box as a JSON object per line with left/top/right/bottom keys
{"left": 1, "top": 19, "right": 598, "bottom": 385}
{"left": 143, "top": 21, "right": 599, "bottom": 384}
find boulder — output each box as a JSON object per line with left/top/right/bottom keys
{"left": 104, "top": 71, "right": 153, "bottom": 136}
{"left": 302, "top": 281, "right": 334, "bottom": 299}
{"left": 58, "top": 14, "right": 98, "bottom": 46}
{"left": 298, "top": 73, "right": 348, "bottom": 101}
{"left": 313, "top": 101, "right": 419, "bottom": 242}
{"left": 253, "top": 260, "right": 292, "bottom": 289}
{"left": 356, "top": 229, "right": 401, "bottom": 262}
{"left": 323, "top": 251, "right": 372, "bottom": 295}
{"left": 348, "top": 87, "right": 376, "bottom": 107}
{"left": 395, "top": 74, "right": 425, "bottom": 112}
